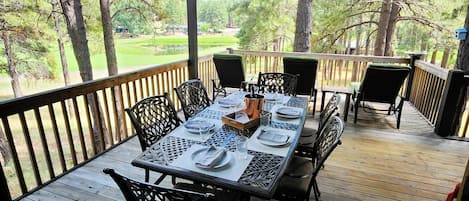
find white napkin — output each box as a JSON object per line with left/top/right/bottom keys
{"left": 194, "top": 145, "right": 227, "bottom": 168}
{"left": 257, "top": 130, "right": 290, "bottom": 144}
{"left": 184, "top": 119, "right": 214, "bottom": 131}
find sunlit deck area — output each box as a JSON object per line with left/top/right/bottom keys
{"left": 19, "top": 100, "right": 469, "bottom": 201}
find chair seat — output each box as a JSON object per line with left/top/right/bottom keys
{"left": 174, "top": 182, "right": 241, "bottom": 201}
{"left": 274, "top": 156, "right": 313, "bottom": 200}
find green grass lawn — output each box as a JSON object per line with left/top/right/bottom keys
{"left": 0, "top": 35, "right": 238, "bottom": 100}
{"left": 54, "top": 35, "right": 239, "bottom": 71}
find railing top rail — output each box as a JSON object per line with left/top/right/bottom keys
{"left": 230, "top": 49, "right": 410, "bottom": 64}
{"left": 0, "top": 60, "right": 189, "bottom": 117}
{"left": 415, "top": 60, "right": 449, "bottom": 80}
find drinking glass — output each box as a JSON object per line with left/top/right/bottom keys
{"left": 260, "top": 111, "right": 271, "bottom": 127}
{"left": 198, "top": 126, "right": 210, "bottom": 141}
{"left": 236, "top": 136, "right": 248, "bottom": 159}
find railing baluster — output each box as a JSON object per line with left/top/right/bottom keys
{"left": 60, "top": 101, "right": 77, "bottom": 166}
{"left": 47, "top": 104, "right": 67, "bottom": 172}
{"left": 33, "top": 108, "right": 55, "bottom": 179}
{"left": 83, "top": 95, "right": 97, "bottom": 156}
{"left": 18, "top": 112, "right": 42, "bottom": 186}
{"left": 132, "top": 80, "right": 138, "bottom": 104}
{"left": 72, "top": 97, "right": 88, "bottom": 160}
{"left": 1, "top": 117, "right": 27, "bottom": 193}
{"left": 101, "top": 89, "right": 114, "bottom": 146}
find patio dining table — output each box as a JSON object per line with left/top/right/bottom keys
{"left": 131, "top": 91, "right": 309, "bottom": 199}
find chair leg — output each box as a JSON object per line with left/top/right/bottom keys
{"left": 313, "top": 179, "right": 321, "bottom": 197}
{"left": 396, "top": 101, "right": 404, "bottom": 129}
{"left": 145, "top": 169, "right": 149, "bottom": 182}
{"left": 312, "top": 179, "right": 320, "bottom": 201}
{"left": 354, "top": 101, "right": 359, "bottom": 124}
{"left": 312, "top": 90, "right": 317, "bottom": 117}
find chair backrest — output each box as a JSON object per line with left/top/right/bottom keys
{"left": 283, "top": 57, "right": 318, "bottom": 95}
{"left": 358, "top": 64, "right": 411, "bottom": 104}
{"left": 125, "top": 93, "right": 182, "bottom": 151}
{"left": 318, "top": 94, "right": 341, "bottom": 134}
{"left": 212, "top": 54, "right": 245, "bottom": 88}
{"left": 103, "top": 169, "right": 215, "bottom": 201}
{"left": 174, "top": 79, "right": 211, "bottom": 120}
{"left": 312, "top": 116, "right": 344, "bottom": 177}
{"left": 257, "top": 72, "right": 298, "bottom": 96}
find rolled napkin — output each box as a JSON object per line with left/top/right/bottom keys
{"left": 194, "top": 145, "right": 227, "bottom": 168}
{"left": 184, "top": 119, "right": 214, "bottom": 131}
{"left": 276, "top": 107, "right": 300, "bottom": 116}
{"left": 257, "top": 130, "right": 290, "bottom": 144}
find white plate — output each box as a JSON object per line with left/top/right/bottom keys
{"left": 184, "top": 119, "right": 216, "bottom": 134}
{"left": 275, "top": 107, "right": 301, "bottom": 119}
{"left": 257, "top": 130, "right": 291, "bottom": 147}
{"left": 191, "top": 147, "right": 232, "bottom": 169}
{"left": 217, "top": 98, "right": 242, "bottom": 108}
{"left": 264, "top": 93, "right": 282, "bottom": 102}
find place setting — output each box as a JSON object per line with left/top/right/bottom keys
{"left": 170, "top": 117, "right": 219, "bottom": 142}
{"left": 170, "top": 142, "right": 253, "bottom": 181}
{"left": 247, "top": 126, "right": 296, "bottom": 157}
{"left": 270, "top": 104, "right": 304, "bottom": 125}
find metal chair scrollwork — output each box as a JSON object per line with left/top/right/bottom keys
{"left": 174, "top": 79, "right": 212, "bottom": 120}
{"left": 257, "top": 72, "right": 298, "bottom": 96}
{"left": 103, "top": 169, "right": 216, "bottom": 201}
{"left": 125, "top": 93, "right": 182, "bottom": 182}
{"left": 274, "top": 116, "right": 344, "bottom": 201}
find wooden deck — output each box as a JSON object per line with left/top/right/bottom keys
{"left": 20, "top": 100, "right": 469, "bottom": 201}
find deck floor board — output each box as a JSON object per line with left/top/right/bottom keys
{"left": 20, "top": 99, "right": 469, "bottom": 201}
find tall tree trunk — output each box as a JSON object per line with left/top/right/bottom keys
{"left": 384, "top": 2, "right": 400, "bottom": 56}
{"left": 431, "top": 48, "right": 437, "bottom": 64}
{"left": 441, "top": 47, "right": 450, "bottom": 68}
{"left": 52, "top": 0, "right": 71, "bottom": 86}
{"left": 293, "top": 0, "right": 312, "bottom": 52}
{"left": 365, "top": 14, "right": 375, "bottom": 55}
{"left": 457, "top": 5, "right": 469, "bottom": 72}
{"left": 100, "top": 0, "right": 124, "bottom": 141}
{"left": 52, "top": 0, "right": 75, "bottom": 116}
{"left": 355, "top": 14, "right": 363, "bottom": 55}
{"left": 60, "top": 0, "right": 106, "bottom": 152}
{"left": 60, "top": 0, "right": 93, "bottom": 81}
{"left": 1, "top": 31, "right": 22, "bottom": 98}
{"left": 100, "top": 0, "right": 117, "bottom": 76}
{"left": 374, "top": 0, "right": 392, "bottom": 56}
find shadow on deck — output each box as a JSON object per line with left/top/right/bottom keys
{"left": 21, "top": 98, "right": 469, "bottom": 201}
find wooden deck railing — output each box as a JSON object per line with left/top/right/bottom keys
{"left": 408, "top": 60, "right": 448, "bottom": 126}
{"left": 0, "top": 60, "right": 190, "bottom": 200}
{"left": 229, "top": 50, "right": 409, "bottom": 89}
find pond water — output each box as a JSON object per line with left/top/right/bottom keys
{"left": 151, "top": 44, "right": 222, "bottom": 55}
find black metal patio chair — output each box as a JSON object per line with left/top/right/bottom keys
{"left": 125, "top": 93, "right": 182, "bottom": 182}
{"left": 174, "top": 79, "right": 212, "bottom": 120}
{"left": 103, "top": 169, "right": 216, "bottom": 201}
{"left": 212, "top": 53, "right": 247, "bottom": 100}
{"left": 274, "top": 116, "right": 344, "bottom": 201}
{"left": 352, "top": 64, "right": 411, "bottom": 129}
{"left": 283, "top": 56, "right": 319, "bottom": 116}
{"left": 257, "top": 72, "right": 298, "bottom": 96}
{"left": 295, "top": 94, "right": 340, "bottom": 158}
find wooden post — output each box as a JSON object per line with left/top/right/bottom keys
{"left": 405, "top": 52, "right": 426, "bottom": 100}
{"left": 0, "top": 161, "right": 12, "bottom": 201}
{"left": 434, "top": 70, "right": 466, "bottom": 137}
{"left": 187, "top": 0, "right": 198, "bottom": 79}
